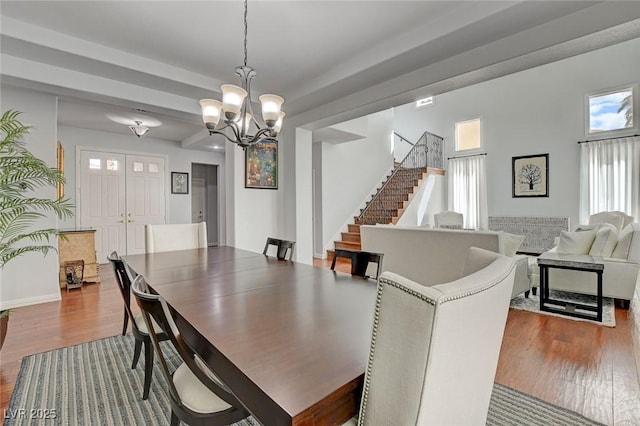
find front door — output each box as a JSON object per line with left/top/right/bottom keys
{"left": 79, "top": 150, "right": 127, "bottom": 263}
{"left": 125, "top": 155, "right": 166, "bottom": 255}
{"left": 79, "top": 149, "right": 166, "bottom": 262}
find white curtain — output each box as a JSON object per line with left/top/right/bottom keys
{"left": 579, "top": 136, "right": 640, "bottom": 224}
{"left": 448, "top": 155, "right": 488, "bottom": 230}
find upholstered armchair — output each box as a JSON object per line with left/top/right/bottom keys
{"left": 145, "top": 222, "right": 208, "bottom": 253}
{"left": 345, "top": 247, "right": 516, "bottom": 425}
{"left": 433, "top": 210, "right": 464, "bottom": 229}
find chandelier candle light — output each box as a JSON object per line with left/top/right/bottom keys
{"left": 199, "top": 0, "right": 285, "bottom": 150}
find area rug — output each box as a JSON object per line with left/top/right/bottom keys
{"left": 7, "top": 335, "right": 602, "bottom": 425}
{"left": 510, "top": 289, "right": 615, "bottom": 327}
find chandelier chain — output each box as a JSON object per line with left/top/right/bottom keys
{"left": 243, "top": 0, "right": 248, "bottom": 67}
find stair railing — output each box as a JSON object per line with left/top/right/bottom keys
{"left": 394, "top": 131, "right": 414, "bottom": 146}
{"left": 357, "top": 131, "right": 443, "bottom": 225}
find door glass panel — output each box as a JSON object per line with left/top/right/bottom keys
{"left": 89, "top": 159, "right": 101, "bottom": 169}
{"left": 106, "top": 160, "right": 119, "bottom": 171}
{"left": 133, "top": 162, "right": 144, "bottom": 172}
{"left": 148, "top": 163, "right": 159, "bottom": 173}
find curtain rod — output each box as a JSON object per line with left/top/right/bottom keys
{"left": 447, "top": 152, "right": 487, "bottom": 160}
{"left": 577, "top": 134, "right": 640, "bottom": 144}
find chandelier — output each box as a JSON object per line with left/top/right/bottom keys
{"left": 199, "top": 0, "right": 285, "bottom": 150}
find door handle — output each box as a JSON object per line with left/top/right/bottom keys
{"left": 128, "top": 219, "right": 135, "bottom": 223}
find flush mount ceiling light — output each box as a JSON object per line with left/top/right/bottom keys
{"left": 199, "top": 0, "right": 285, "bottom": 150}
{"left": 129, "top": 121, "right": 150, "bottom": 138}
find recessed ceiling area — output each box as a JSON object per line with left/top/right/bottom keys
{"left": 2, "top": 1, "right": 640, "bottom": 150}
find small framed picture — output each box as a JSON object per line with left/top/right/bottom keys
{"left": 171, "top": 172, "right": 189, "bottom": 194}
{"left": 512, "top": 154, "right": 548, "bottom": 198}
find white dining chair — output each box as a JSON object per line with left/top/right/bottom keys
{"left": 145, "top": 222, "right": 208, "bottom": 253}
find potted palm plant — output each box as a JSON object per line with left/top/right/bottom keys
{"left": 0, "top": 109, "right": 73, "bottom": 350}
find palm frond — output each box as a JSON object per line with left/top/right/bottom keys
{"left": 0, "top": 109, "right": 75, "bottom": 267}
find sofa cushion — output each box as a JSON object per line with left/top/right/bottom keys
{"left": 589, "top": 223, "right": 618, "bottom": 257}
{"left": 556, "top": 229, "right": 596, "bottom": 255}
{"left": 498, "top": 232, "right": 525, "bottom": 257}
{"left": 612, "top": 223, "right": 640, "bottom": 262}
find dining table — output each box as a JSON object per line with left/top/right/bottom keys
{"left": 124, "top": 246, "right": 377, "bottom": 425}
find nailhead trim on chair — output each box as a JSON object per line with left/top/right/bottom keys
{"left": 357, "top": 263, "right": 515, "bottom": 424}
{"left": 358, "top": 277, "right": 436, "bottom": 425}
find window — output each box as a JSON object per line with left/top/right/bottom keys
{"left": 455, "top": 118, "right": 481, "bottom": 152}
{"left": 416, "top": 96, "right": 434, "bottom": 108}
{"left": 89, "top": 159, "right": 101, "bottom": 169}
{"left": 106, "top": 160, "right": 119, "bottom": 171}
{"left": 579, "top": 136, "right": 639, "bottom": 224}
{"left": 587, "top": 86, "right": 636, "bottom": 135}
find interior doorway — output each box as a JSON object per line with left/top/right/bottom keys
{"left": 191, "top": 163, "right": 219, "bottom": 246}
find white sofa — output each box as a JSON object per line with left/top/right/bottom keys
{"left": 360, "top": 225, "right": 530, "bottom": 298}
{"left": 529, "top": 222, "right": 640, "bottom": 306}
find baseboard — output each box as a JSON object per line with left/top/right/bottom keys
{"left": 0, "top": 293, "right": 61, "bottom": 311}
{"left": 314, "top": 252, "right": 327, "bottom": 259}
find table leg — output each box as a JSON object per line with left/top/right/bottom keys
{"left": 596, "top": 270, "right": 603, "bottom": 322}
{"left": 539, "top": 265, "right": 546, "bottom": 311}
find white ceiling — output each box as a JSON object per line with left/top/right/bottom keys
{"left": 2, "top": 1, "right": 640, "bottom": 150}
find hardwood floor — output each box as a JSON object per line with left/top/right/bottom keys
{"left": 1, "top": 258, "right": 639, "bottom": 425}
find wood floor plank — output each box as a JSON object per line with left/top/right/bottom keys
{"left": 0, "top": 258, "right": 638, "bottom": 425}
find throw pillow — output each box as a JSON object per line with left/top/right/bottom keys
{"left": 556, "top": 229, "right": 596, "bottom": 255}
{"left": 588, "top": 223, "right": 618, "bottom": 257}
{"left": 462, "top": 247, "right": 502, "bottom": 277}
{"left": 498, "top": 231, "right": 525, "bottom": 257}
{"left": 612, "top": 223, "right": 640, "bottom": 261}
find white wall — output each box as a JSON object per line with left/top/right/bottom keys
{"left": 228, "top": 139, "right": 280, "bottom": 254}
{"left": 57, "top": 126, "right": 226, "bottom": 233}
{"left": 395, "top": 173, "right": 446, "bottom": 227}
{"left": 320, "top": 109, "right": 394, "bottom": 253}
{"left": 312, "top": 142, "right": 323, "bottom": 257}
{"left": 394, "top": 38, "right": 640, "bottom": 228}
{"left": 0, "top": 86, "right": 61, "bottom": 310}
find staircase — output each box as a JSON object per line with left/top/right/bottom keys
{"left": 327, "top": 131, "right": 444, "bottom": 260}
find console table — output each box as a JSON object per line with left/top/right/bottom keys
{"left": 58, "top": 229, "right": 100, "bottom": 288}
{"left": 537, "top": 252, "right": 604, "bottom": 322}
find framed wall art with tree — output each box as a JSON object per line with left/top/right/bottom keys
{"left": 512, "top": 153, "right": 548, "bottom": 198}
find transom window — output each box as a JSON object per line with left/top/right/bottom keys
{"left": 587, "top": 86, "right": 636, "bottom": 135}
{"left": 455, "top": 118, "right": 481, "bottom": 152}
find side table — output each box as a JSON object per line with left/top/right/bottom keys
{"left": 537, "top": 252, "right": 604, "bottom": 322}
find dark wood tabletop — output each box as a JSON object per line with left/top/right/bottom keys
{"left": 124, "top": 246, "right": 376, "bottom": 425}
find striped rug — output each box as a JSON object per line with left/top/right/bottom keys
{"left": 7, "top": 335, "right": 602, "bottom": 425}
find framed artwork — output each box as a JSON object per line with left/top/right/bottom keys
{"left": 171, "top": 172, "right": 189, "bottom": 194}
{"left": 245, "top": 141, "right": 278, "bottom": 189}
{"left": 512, "top": 153, "right": 549, "bottom": 198}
